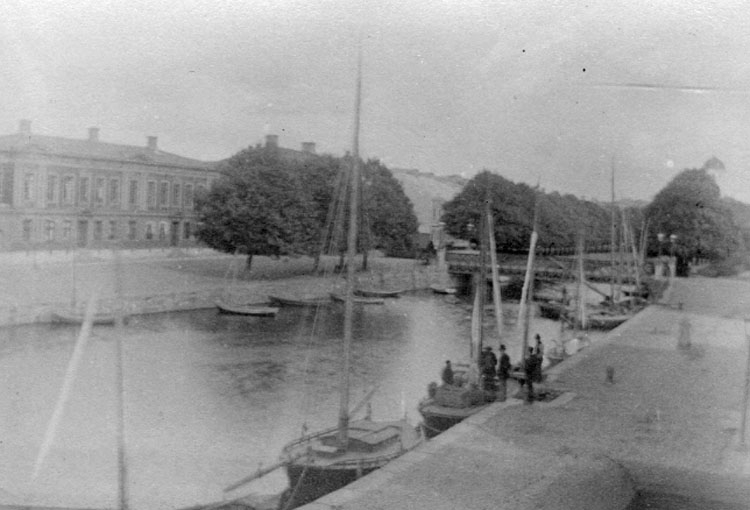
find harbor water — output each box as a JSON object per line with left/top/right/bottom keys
{"left": 0, "top": 291, "right": 603, "bottom": 509}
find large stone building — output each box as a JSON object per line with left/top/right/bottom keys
{"left": 0, "top": 118, "right": 454, "bottom": 253}
{"left": 0, "top": 120, "right": 221, "bottom": 250}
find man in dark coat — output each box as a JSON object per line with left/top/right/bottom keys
{"left": 441, "top": 360, "right": 454, "bottom": 385}
{"left": 497, "top": 344, "right": 511, "bottom": 401}
{"left": 480, "top": 346, "right": 497, "bottom": 391}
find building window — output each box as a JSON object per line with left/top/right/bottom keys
{"left": 94, "top": 220, "right": 103, "bottom": 241}
{"left": 109, "top": 220, "right": 117, "bottom": 240}
{"left": 183, "top": 221, "right": 191, "bottom": 240}
{"left": 158, "top": 221, "right": 168, "bottom": 241}
{"left": 147, "top": 181, "right": 157, "bottom": 209}
{"left": 172, "top": 183, "right": 181, "bottom": 207}
{"left": 109, "top": 179, "right": 120, "bottom": 206}
{"left": 23, "top": 173, "right": 35, "bottom": 202}
{"left": 128, "top": 220, "right": 137, "bottom": 240}
{"left": 22, "top": 219, "right": 32, "bottom": 241}
{"left": 159, "top": 181, "right": 169, "bottom": 208}
{"left": 46, "top": 174, "right": 58, "bottom": 203}
{"left": 45, "top": 220, "right": 55, "bottom": 241}
{"left": 129, "top": 180, "right": 138, "bottom": 208}
{"left": 145, "top": 222, "right": 154, "bottom": 240}
{"left": 184, "top": 184, "right": 194, "bottom": 209}
{"left": 62, "top": 175, "right": 75, "bottom": 205}
{"left": 94, "top": 177, "right": 106, "bottom": 206}
{"left": 62, "top": 220, "right": 72, "bottom": 241}
{"left": 79, "top": 177, "right": 89, "bottom": 204}
{"left": 0, "top": 163, "right": 14, "bottom": 205}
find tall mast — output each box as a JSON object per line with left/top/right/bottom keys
{"left": 485, "top": 200, "right": 503, "bottom": 349}
{"left": 609, "top": 156, "right": 616, "bottom": 304}
{"left": 337, "top": 46, "right": 363, "bottom": 449}
{"left": 519, "top": 186, "right": 539, "bottom": 361}
{"left": 476, "top": 199, "right": 487, "bottom": 358}
{"left": 114, "top": 247, "right": 128, "bottom": 510}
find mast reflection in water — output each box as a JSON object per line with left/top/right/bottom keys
{"left": 0, "top": 294, "right": 576, "bottom": 509}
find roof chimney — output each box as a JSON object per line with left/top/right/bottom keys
{"left": 88, "top": 127, "right": 100, "bottom": 142}
{"left": 147, "top": 136, "right": 158, "bottom": 151}
{"left": 19, "top": 119, "right": 31, "bottom": 135}
{"left": 265, "top": 134, "right": 278, "bottom": 149}
{"left": 301, "top": 142, "right": 316, "bottom": 154}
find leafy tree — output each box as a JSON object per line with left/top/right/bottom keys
{"left": 196, "top": 148, "right": 419, "bottom": 272}
{"left": 362, "top": 159, "right": 419, "bottom": 259}
{"left": 441, "top": 170, "right": 612, "bottom": 252}
{"left": 195, "top": 147, "right": 319, "bottom": 270}
{"left": 645, "top": 167, "right": 743, "bottom": 260}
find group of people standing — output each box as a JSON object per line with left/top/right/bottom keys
{"left": 441, "top": 334, "right": 545, "bottom": 403}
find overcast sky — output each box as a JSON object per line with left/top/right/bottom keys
{"left": 3, "top": 0, "right": 750, "bottom": 202}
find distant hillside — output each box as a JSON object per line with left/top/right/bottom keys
{"left": 390, "top": 168, "right": 465, "bottom": 234}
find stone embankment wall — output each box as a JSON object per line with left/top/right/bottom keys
{"left": 0, "top": 254, "right": 446, "bottom": 327}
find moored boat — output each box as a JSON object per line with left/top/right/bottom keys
{"left": 268, "top": 295, "right": 331, "bottom": 307}
{"left": 330, "top": 292, "right": 385, "bottom": 305}
{"left": 354, "top": 288, "right": 404, "bottom": 298}
{"left": 279, "top": 419, "right": 421, "bottom": 508}
{"left": 430, "top": 284, "right": 457, "bottom": 295}
{"left": 418, "top": 362, "right": 494, "bottom": 438}
{"left": 51, "top": 309, "right": 122, "bottom": 325}
{"left": 587, "top": 312, "right": 630, "bottom": 330}
{"left": 215, "top": 299, "right": 279, "bottom": 317}
{"left": 273, "top": 50, "right": 422, "bottom": 509}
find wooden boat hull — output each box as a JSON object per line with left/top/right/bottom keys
{"left": 279, "top": 419, "right": 421, "bottom": 509}
{"left": 587, "top": 314, "right": 630, "bottom": 330}
{"left": 354, "top": 288, "right": 403, "bottom": 298}
{"left": 418, "top": 399, "right": 488, "bottom": 439}
{"left": 430, "top": 285, "right": 457, "bottom": 295}
{"left": 268, "top": 295, "right": 331, "bottom": 307}
{"left": 215, "top": 300, "right": 279, "bottom": 317}
{"left": 330, "top": 293, "right": 385, "bottom": 305}
{"left": 51, "top": 311, "right": 121, "bottom": 325}
{"left": 538, "top": 302, "right": 567, "bottom": 320}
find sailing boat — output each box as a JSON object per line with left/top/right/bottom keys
{"left": 275, "top": 50, "right": 422, "bottom": 510}
{"left": 215, "top": 254, "right": 279, "bottom": 316}
{"left": 418, "top": 203, "right": 498, "bottom": 439}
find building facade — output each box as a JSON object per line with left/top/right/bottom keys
{"left": 0, "top": 120, "right": 220, "bottom": 250}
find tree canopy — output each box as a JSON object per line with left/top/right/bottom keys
{"left": 645, "top": 167, "right": 743, "bottom": 260}
{"left": 441, "top": 171, "right": 612, "bottom": 251}
{"left": 195, "top": 147, "right": 418, "bottom": 267}
{"left": 362, "top": 159, "right": 419, "bottom": 258}
{"left": 195, "top": 148, "right": 320, "bottom": 265}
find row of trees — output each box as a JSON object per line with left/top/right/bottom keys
{"left": 195, "top": 146, "right": 419, "bottom": 270}
{"left": 441, "top": 160, "right": 748, "bottom": 266}
{"left": 196, "top": 145, "right": 747, "bottom": 273}
{"left": 441, "top": 171, "right": 615, "bottom": 252}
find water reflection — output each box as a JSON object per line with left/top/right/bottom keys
{"left": 0, "top": 291, "right": 597, "bottom": 509}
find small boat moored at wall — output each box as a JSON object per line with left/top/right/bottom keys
{"left": 279, "top": 419, "right": 421, "bottom": 509}
{"left": 268, "top": 295, "right": 332, "bottom": 307}
{"left": 354, "top": 288, "right": 404, "bottom": 298}
{"left": 587, "top": 312, "right": 630, "bottom": 330}
{"left": 430, "top": 284, "right": 457, "bottom": 295}
{"left": 51, "top": 309, "right": 122, "bottom": 326}
{"left": 215, "top": 299, "right": 279, "bottom": 317}
{"left": 330, "top": 293, "right": 385, "bottom": 305}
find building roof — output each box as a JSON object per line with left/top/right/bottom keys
{"left": 0, "top": 131, "right": 216, "bottom": 170}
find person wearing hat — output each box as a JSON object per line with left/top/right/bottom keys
{"left": 441, "top": 360, "right": 454, "bottom": 385}
{"left": 497, "top": 344, "right": 511, "bottom": 401}
{"left": 480, "top": 346, "right": 497, "bottom": 391}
